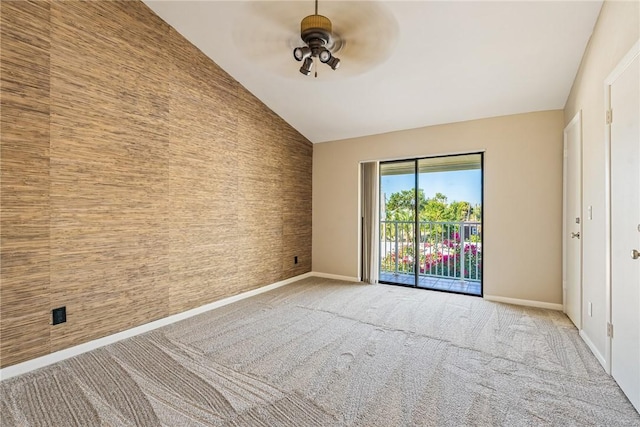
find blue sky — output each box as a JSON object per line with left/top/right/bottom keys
{"left": 381, "top": 169, "right": 482, "bottom": 205}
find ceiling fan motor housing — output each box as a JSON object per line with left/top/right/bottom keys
{"left": 301, "top": 14, "right": 332, "bottom": 48}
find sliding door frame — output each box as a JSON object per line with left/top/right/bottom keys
{"left": 378, "top": 152, "right": 484, "bottom": 296}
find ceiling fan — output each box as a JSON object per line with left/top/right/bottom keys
{"left": 292, "top": 0, "right": 341, "bottom": 76}
{"left": 233, "top": 1, "right": 398, "bottom": 79}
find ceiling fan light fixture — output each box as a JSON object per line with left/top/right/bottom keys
{"left": 326, "top": 56, "right": 340, "bottom": 70}
{"left": 318, "top": 48, "right": 332, "bottom": 63}
{"left": 299, "top": 57, "right": 313, "bottom": 75}
{"left": 293, "top": 46, "right": 312, "bottom": 61}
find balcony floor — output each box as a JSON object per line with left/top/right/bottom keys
{"left": 379, "top": 272, "right": 482, "bottom": 296}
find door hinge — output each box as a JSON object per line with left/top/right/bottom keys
{"left": 607, "top": 322, "right": 613, "bottom": 338}
{"left": 606, "top": 109, "right": 613, "bottom": 125}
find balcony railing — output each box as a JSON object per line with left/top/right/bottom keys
{"left": 380, "top": 220, "right": 482, "bottom": 282}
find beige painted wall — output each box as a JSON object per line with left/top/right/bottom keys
{"left": 564, "top": 0, "right": 639, "bottom": 361}
{"left": 313, "top": 110, "right": 565, "bottom": 304}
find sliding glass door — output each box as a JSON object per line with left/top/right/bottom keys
{"left": 379, "top": 160, "right": 418, "bottom": 286}
{"left": 379, "top": 153, "right": 483, "bottom": 296}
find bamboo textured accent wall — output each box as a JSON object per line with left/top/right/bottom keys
{"left": 0, "top": 0, "right": 312, "bottom": 368}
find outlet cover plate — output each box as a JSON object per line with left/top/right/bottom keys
{"left": 52, "top": 307, "right": 66, "bottom": 325}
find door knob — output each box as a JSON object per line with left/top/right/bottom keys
{"left": 632, "top": 249, "right": 640, "bottom": 260}
{"left": 571, "top": 232, "right": 580, "bottom": 239}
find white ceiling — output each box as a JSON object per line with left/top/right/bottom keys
{"left": 144, "top": 1, "right": 602, "bottom": 143}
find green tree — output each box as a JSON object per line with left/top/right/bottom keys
{"left": 469, "top": 204, "right": 481, "bottom": 222}
{"left": 384, "top": 189, "right": 427, "bottom": 243}
{"left": 446, "top": 200, "right": 471, "bottom": 221}
{"left": 420, "top": 192, "right": 448, "bottom": 221}
{"left": 385, "top": 189, "right": 427, "bottom": 221}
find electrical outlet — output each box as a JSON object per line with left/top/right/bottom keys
{"left": 294, "top": 256, "right": 298, "bottom": 265}
{"left": 52, "top": 307, "right": 66, "bottom": 325}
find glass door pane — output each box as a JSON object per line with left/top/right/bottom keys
{"left": 417, "top": 154, "right": 483, "bottom": 295}
{"left": 379, "top": 160, "right": 417, "bottom": 287}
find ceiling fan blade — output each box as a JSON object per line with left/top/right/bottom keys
{"left": 233, "top": 1, "right": 306, "bottom": 46}
{"left": 325, "top": 1, "right": 399, "bottom": 68}
{"left": 231, "top": 2, "right": 306, "bottom": 77}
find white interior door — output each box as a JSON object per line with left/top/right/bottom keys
{"left": 563, "top": 112, "right": 582, "bottom": 329}
{"left": 609, "top": 45, "right": 640, "bottom": 413}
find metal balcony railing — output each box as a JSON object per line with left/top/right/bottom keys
{"left": 380, "top": 220, "right": 482, "bottom": 282}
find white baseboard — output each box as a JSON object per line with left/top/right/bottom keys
{"left": 483, "top": 294, "right": 563, "bottom": 311}
{"left": 311, "top": 272, "right": 361, "bottom": 282}
{"left": 0, "top": 272, "right": 313, "bottom": 382}
{"left": 579, "top": 329, "right": 607, "bottom": 370}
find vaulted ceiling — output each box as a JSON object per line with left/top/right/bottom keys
{"left": 145, "top": 1, "right": 602, "bottom": 143}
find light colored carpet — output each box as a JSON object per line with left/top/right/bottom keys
{"left": 1, "top": 277, "right": 639, "bottom": 426}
